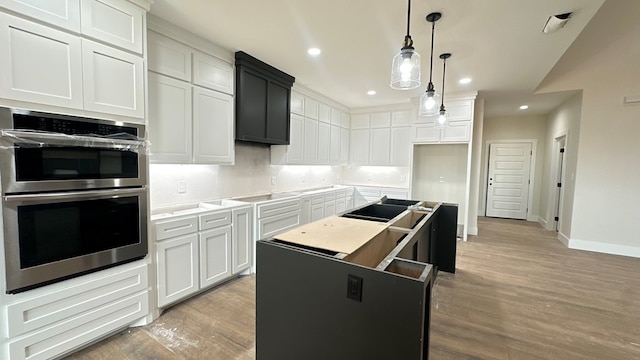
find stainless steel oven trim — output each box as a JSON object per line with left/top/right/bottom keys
{"left": 0, "top": 107, "right": 147, "bottom": 195}
{"left": 3, "top": 187, "right": 149, "bottom": 293}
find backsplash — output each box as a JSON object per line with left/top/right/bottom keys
{"left": 149, "top": 142, "right": 342, "bottom": 209}
{"left": 342, "top": 166, "right": 410, "bottom": 188}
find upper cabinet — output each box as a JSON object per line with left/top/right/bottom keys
{"left": 413, "top": 99, "right": 474, "bottom": 144}
{"left": 349, "top": 109, "right": 412, "bottom": 166}
{"left": 271, "top": 89, "right": 350, "bottom": 166}
{"left": 235, "top": 51, "right": 294, "bottom": 145}
{"left": 0, "top": 0, "right": 81, "bottom": 32}
{"left": 0, "top": 0, "right": 148, "bottom": 122}
{"left": 147, "top": 29, "right": 234, "bottom": 164}
{"left": 80, "top": 0, "right": 144, "bottom": 54}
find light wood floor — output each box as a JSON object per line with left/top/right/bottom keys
{"left": 65, "top": 217, "right": 640, "bottom": 359}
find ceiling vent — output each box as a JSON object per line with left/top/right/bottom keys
{"left": 542, "top": 12, "right": 572, "bottom": 33}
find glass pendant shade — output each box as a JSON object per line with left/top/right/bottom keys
{"left": 390, "top": 47, "right": 421, "bottom": 90}
{"left": 418, "top": 88, "right": 441, "bottom": 116}
{"left": 435, "top": 109, "right": 447, "bottom": 128}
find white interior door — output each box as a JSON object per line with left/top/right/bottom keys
{"left": 486, "top": 142, "right": 532, "bottom": 220}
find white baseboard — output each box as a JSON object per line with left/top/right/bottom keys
{"left": 527, "top": 214, "right": 538, "bottom": 222}
{"left": 557, "top": 232, "right": 570, "bottom": 247}
{"left": 568, "top": 238, "right": 640, "bottom": 259}
{"left": 468, "top": 227, "right": 478, "bottom": 236}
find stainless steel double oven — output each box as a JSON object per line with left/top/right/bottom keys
{"left": 0, "top": 108, "right": 148, "bottom": 293}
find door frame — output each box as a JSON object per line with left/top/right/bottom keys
{"left": 482, "top": 139, "right": 538, "bottom": 221}
{"left": 545, "top": 130, "right": 570, "bottom": 232}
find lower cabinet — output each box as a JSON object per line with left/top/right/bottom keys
{"left": 156, "top": 233, "right": 199, "bottom": 308}
{"left": 154, "top": 206, "right": 251, "bottom": 309}
{"left": 4, "top": 261, "right": 149, "bottom": 360}
{"left": 199, "top": 226, "right": 232, "bottom": 288}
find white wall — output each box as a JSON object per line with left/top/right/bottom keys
{"left": 539, "top": 93, "right": 582, "bottom": 239}
{"left": 412, "top": 144, "right": 468, "bottom": 227}
{"left": 480, "top": 115, "right": 548, "bottom": 220}
{"left": 536, "top": 0, "right": 640, "bottom": 257}
{"left": 150, "top": 142, "right": 342, "bottom": 210}
{"left": 342, "top": 166, "right": 410, "bottom": 188}
{"left": 468, "top": 99, "right": 485, "bottom": 235}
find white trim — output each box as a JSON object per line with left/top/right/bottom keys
{"left": 568, "top": 239, "right": 640, "bottom": 259}
{"left": 468, "top": 227, "right": 478, "bottom": 236}
{"left": 483, "top": 139, "right": 537, "bottom": 220}
{"left": 557, "top": 232, "right": 570, "bottom": 247}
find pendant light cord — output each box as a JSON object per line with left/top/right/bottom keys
{"left": 441, "top": 56, "right": 447, "bottom": 107}
{"left": 429, "top": 20, "right": 435, "bottom": 84}
{"left": 406, "top": 0, "right": 411, "bottom": 38}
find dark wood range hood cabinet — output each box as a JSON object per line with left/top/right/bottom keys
{"left": 234, "top": 51, "right": 295, "bottom": 145}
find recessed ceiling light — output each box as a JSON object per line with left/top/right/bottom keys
{"left": 520, "top": 105, "right": 529, "bottom": 110}
{"left": 307, "top": 48, "right": 321, "bottom": 56}
{"left": 459, "top": 78, "right": 472, "bottom": 84}
{"left": 367, "top": 90, "right": 376, "bottom": 96}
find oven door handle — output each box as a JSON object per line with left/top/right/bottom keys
{"left": 1, "top": 129, "right": 145, "bottom": 150}
{"left": 3, "top": 187, "right": 146, "bottom": 203}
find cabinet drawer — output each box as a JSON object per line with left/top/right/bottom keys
{"left": 80, "top": 0, "right": 144, "bottom": 54}
{"left": 7, "top": 263, "right": 147, "bottom": 337}
{"left": 9, "top": 291, "right": 148, "bottom": 360}
{"left": 324, "top": 191, "right": 336, "bottom": 202}
{"left": 258, "top": 211, "right": 300, "bottom": 239}
{"left": 154, "top": 216, "right": 198, "bottom": 241}
{"left": 311, "top": 194, "right": 324, "bottom": 205}
{"left": 199, "top": 209, "right": 231, "bottom": 231}
{"left": 257, "top": 198, "right": 300, "bottom": 219}
{"left": 335, "top": 189, "right": 346, "bottom": 199}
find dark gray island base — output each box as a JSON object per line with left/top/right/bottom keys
{"left": 256, "top": 200, "right": 457, "bottom": 360}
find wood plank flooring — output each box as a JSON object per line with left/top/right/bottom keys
{"left": 65, "top": 217, "right": 640, "bottom": 359}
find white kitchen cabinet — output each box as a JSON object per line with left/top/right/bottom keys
{"left": 303, "top": 117, "right": 318, "bottom": 163}
{"left": 340, "top": 127, "right": 349, "bottom": 164}
{"left": 351, "top": 113, "right": 370, "bottom": 129}
{"left": 290, "top": 90, "right": 304, "bottom": 115}
{"left": 81, "top": 38, "right": 144, "bottom": 119}
{"left": 232, "top": 206, "right": 253, "bottom": 274}
{"left": 193, "top": 50, "right": 234, "bottom": 95}
{"left": 392, "top": 109, "right": 413, "bottom": 126}
{"left": 148, "top": 30, "right": 192, "bottom": 81}
{"left": 0, "top": 12, "right": 83, "bottom": 109}
{"left": 317, "top": 121, "right": 330, "bottom": 164}
{"left": 390, "top": 127, "right": 411, "bottom": 166}
{"left": 413, "top": 122, "right": 439, "bottom": 143}
{"left": 371, "top": 112, "right": 391, "bottom": 128}
{"left": 331, "top": 108, "right": 342, "bottom": 126}
{"left": 299, "top": 195, "right": 311, "bottom": 225}
{"left": 5, "top": 262, "right": 148, "bottom": 360}
{"left": 271, "top": 113, "right": 304, "bottom": 164}
{"left": 350, "top": 128, "right": 370, "bottom": 165}
{"left": 157, "top": 233, "right": 199, "bottom": 308}
{"left": 441, "top": 120, "right": 472, "bottom": 142}
{"left": 80, "top": 0, "right": 144, "bottom": 54}
{"left": 310, "top": 195, "right": 324, "bottom": 222}
{"left": 370, "top": 127, "right": 391, "bottom": 165}
{"left": 341, "top": 111, "right": 350, "bottom": 129}
{"left": 304, "top": 97, "right": 319, "bottom": 119}
{"left": 193, "top": 86, "right": 234, "bottom": 164}
{"left": 330, "top": 124, "right": 341, "bottom": 164}
{"left": 319, "top": 103, "right": 331, "bottom": 123}
{"left": 324, "top": 191, "right": 336, "bottom": 216}
{"left": 148, "top": 73, "right": 192, "bottom": 163}
{"left": 443, "top": 100, "right": 473, "bottom": 121}
{"left": 199, "top": 225, "right": 232, "bottom": 288}
{"left": 0, "top": 0, "right": 81, "bottom": 32}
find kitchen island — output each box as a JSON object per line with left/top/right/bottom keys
{"left": 256, "top": 199, "right": 457, "bottom": 360}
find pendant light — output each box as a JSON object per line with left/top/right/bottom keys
{"left": 419, "top": 12, "right": 442, "bottom": 116}
{"left": 435, "top": 53, "right": 451, "bottom": 128}
{"left": 390, "top": 0, "right": 421, "bottom": 90}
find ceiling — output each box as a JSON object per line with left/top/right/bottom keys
{"left": 149, "top": 0, "right": 607, "bottom": 118}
